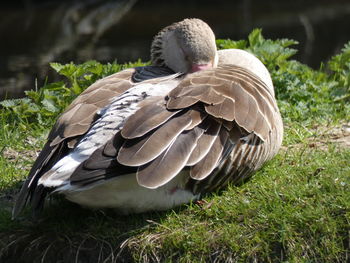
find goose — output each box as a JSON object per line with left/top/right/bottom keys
{"left": 13, "top": 19, "right": 283, "bottom": 218}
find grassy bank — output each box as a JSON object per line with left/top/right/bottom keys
{"left": 0, "top": 30, "right": 349, "bottom": 262}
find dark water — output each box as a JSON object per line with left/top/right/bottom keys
{"left": 1, "top": 0, "right": 350, "bottom": 99}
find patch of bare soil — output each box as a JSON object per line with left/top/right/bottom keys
{"left": 320, "top": 123, "right": 350, "bottom": 147}
{"left": 282, "top": 122, "right": 350, "bottom": 151}
{"left": 1, "top": 136, "right": 40, "bottom": 213}
{"left": 308, "top": 122, "right": 350, "bottom": 149}
{"left": 3, "top": 148, "right": 38, "bottom": 163}
{"left": 2, "top": 136, "right": 40, "bottom": 163}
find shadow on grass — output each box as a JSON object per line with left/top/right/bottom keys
{"left": 0, "top": 189, "right": 183, "bottom": 263}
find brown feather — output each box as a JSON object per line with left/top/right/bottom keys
{"left": 230, "top": 82, "right": 260, "bottom": 133}
{"left": 166, "top": 65, "right": 278, "bottom": 142}
{"left": 167, "top": 70, "right": 216, "bottom": 97}
{"left": 190, "top": 127, "right": 229, "bottom": 180}
{"left": 166, "top": 96, "right": 199, "bottom": 110}
{"left": 12, "top": 142, "right": 57, "bottom": 218}
{"left": 185, "top": 109, "right": 208, "bottom": 130}
{"left": 121, "top": 102, "right": 180, "bottom": 139}
{"left": 83, "top": 147, "right": 115, "bottom": 170}
{"left": 60, "top": 77, "right": 133, "bottom": 117}
{"left": 70, "top": 148, "right": 136, "bottom": 185}
{"left": 103, "top": 133, "right": 124, "bottom": 157}
{"left": 186, "top": 120, "right": 221, "bottom": 166}
{"left": 167, "top": 85, "right": 225, "bottom": 110}
{"left": 51, "top": 103, "right": 98, "bottom": 143}
{"left": 222, "top": 120, "right": 234, "bottom": 130}
{"left": 136, "top": 127, "right": 204, "bottom": 188}
{"left": 215, "top": 68, "right": 276, "bottom": 119}
{"left": 251, "top": 110, "right": 271, "bottom": 141}
{"left": 117, "top": 112, "right": 192, "bottom": 166}
{"left": 48, "top": 72, "right": 134, "bottom": 145}
{"left": 67, "top": 138, "right": 80, "bottom": 149}
{"left": 204, "top": 97, "right": 235, "bottom": 121}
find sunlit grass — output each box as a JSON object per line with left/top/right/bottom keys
{"left": 127, "top": 144, "right": 349, "bottom": 262}
{"left": 0, "top": 111, "right": 348, "bottom": 262}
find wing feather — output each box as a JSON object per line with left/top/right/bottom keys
{"left": 167, "top": 85, "right": 225, "bottom": 110}
{"left": 136, "top": 127, "right": 204, "bottom": 188}
{"left": 186, "top": 120, "right": 221, "bottom": 165}
{"left": 49, "top": 72, "right": 135, "bottom": 146}
{"left": 185, "top": 109, "right": 208, "bottom": 130}
{"left": 13, "top": 66, "right": 180, "bottom": 217}
{"left": 204, "top": 97, "right": 235, "bottom": 121}
{"left": 167, "top": 65, "right": 277, "bottom": 141}
{"left": 190, "top": 127, "right": 230, "bottom": 180}
{"left": 121, "top": 102, "right": 180, "bottom": 139}
{"left": 117, "top": 112, "right": 192, "bottom": 166}
{"left": 70, "top": 146, "right": 136, "bottom": 185}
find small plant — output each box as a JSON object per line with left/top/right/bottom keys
{"left": 0, "top": 60, "right": 146, "bottom": 127}
{"left": 328, "top": 41, "right": 350, "bottom": 101}
{"left": 1, "top": 31, "right": 350, "bottom": 127}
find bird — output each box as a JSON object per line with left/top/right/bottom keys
{"left": 13, "top": 18, "right": 283, "bottom": 218}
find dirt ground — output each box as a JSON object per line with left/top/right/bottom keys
{"left": 281, "top": 122, "right": 350, "bottom": 152}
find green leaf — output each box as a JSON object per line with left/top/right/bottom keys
{"left": 0, "top": 99, "right": 16, "bottom": 108}
{"left": 42, "top": 98, "right": 58, "bottom": 113}
{"left": 216, "top": 39, "right": 247, "bottom": 50}
{"left": 248, "top": 28, "right": 264, "bottom": 46}
{"left": 50, "top": 62, "right": 65, "bottom": 73}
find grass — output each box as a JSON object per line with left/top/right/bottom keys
{"left": 0, "top": 123, "right": 348, "bottom": 262}
{"left": 0, "top": 29, "right": 349, "bottom": 262}
{"left": 128, "top": 141, "right": 349, "bottom": 262}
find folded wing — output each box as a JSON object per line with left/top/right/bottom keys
{"left": 70, "top": 65, "right": 283, "bottom": 193}
{"left": 13, "top": 66, "right": 178, "bottom": 217}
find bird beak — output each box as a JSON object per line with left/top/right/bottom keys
{"left": 190, "top": 63, "right": 213, "bottom": 73}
